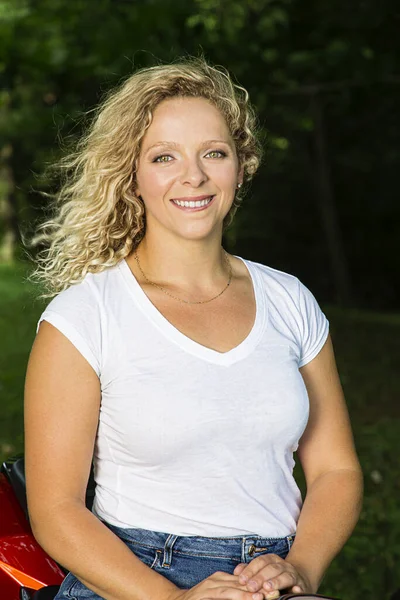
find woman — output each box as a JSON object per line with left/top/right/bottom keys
{"left": 24, "top": 56, "right": 363, "bottom": 600}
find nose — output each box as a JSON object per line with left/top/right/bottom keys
{"left": 180, "top": 156, "right": 208, "bottom": 187}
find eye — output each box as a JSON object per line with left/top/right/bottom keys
{"left": 153, "top": 154, "right": 173, "bottom": 163}
{"left": 206, "top": 150, "right": 227, "bottom": 159}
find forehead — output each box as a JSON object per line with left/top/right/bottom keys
{"left": 142, "top": 96, "right": 232, "bottom": 145}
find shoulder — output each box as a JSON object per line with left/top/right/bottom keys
{"left": 233, "top": 255, "right": 329, "bottom": 367}
{"left": 35, "top": 264, "right": 120, "bottom": 377}
{"left": 234, "top": 255, "right": 300, "bottom": 300}
{"left": 42, "top": 263, "right": 118, "bottom": 314}
{"left": 235, "top": 254, "right": 327, "bottom": 325}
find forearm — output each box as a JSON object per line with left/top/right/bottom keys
{"left": 286, "top": 467, "right": 363, "bottom": 592}
{"left": 31, "top": 501, "right": 180, "bottom": 600}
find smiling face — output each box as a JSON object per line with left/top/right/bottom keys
{"left": 134, "top": 96, "right": 243, "bottom": 242}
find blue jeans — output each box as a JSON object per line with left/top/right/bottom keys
{"left": 55, "top": 521, "right": 296, "bottom": 599}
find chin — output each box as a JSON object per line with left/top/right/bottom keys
{"left": 174, "top": 225, "right": 220, "bottom": 241}
{"left": 180, "top": 231, "right": 215, "bottom": 241}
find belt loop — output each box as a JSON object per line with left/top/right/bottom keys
{"left": 162, "top": 534, "right": 179, "bottom": 568}
{"left": 241, "top": 537, "right": 246, "bottom": 563}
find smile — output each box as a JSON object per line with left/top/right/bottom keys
{"left": 171, "top": 196, "right": 215, "bottom": 211}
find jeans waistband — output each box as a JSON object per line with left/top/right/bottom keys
{"left": 104, "top": 520, "right": 296, "bottom": 558}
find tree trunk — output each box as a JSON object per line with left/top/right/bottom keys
{"left": 309, "top": 92, "right": 353, "bottom": 306}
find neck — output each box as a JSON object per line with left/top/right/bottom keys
{"left": 133, "top": 234, "right": 230, "bottom": 291}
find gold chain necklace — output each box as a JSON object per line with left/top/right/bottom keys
{"left": 134, "top": 248, "right": 233, "bottom": 305}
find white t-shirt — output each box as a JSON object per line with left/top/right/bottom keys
{"left": 36, "top": 255, "right": 329, "bottom": 537}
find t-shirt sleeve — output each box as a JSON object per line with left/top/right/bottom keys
{"left": 36, "top": 280, "right": 103, "bottom": 378}
{"left": 296, "top": 278, "right": 329, "bottom": 368}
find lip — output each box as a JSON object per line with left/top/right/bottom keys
{"left": 170, "top": 195, "right": 215, "bottom": 212}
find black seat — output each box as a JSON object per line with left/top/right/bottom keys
{"left": 31, "top": 586, "right": 61, "bottom": 600}
{"left": 8, "top": 456, "right": 28, "bottom": 518}
{"left": 19, "top": 585, "right": 61, "bottom": 600}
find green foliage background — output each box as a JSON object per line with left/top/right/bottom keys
{"left": 1, "top": 0, "right": 399, "bottom": 598}
{"left": 1, "top": 0, "right": 400, "bottom": 307}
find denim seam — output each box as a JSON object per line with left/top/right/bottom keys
{"left": 191, "top": 535, "right": 287, "bottom": 541}
{"left": 171, "top": 550, "right": 242, "bottom": 560}
{"left": 61, "top": 572, "right": 79, "bottom": 600}
{"left": 122, "top": 542, "right": 288, "bottom": 552}
{"left": 120, "top": 539, "right": 163, "bottom": 550}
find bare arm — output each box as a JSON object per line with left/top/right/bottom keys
{"left": 24, "top": 321, "right": 181, "bottom": 600}
{"left": 285, "top": 333, "right": 364, "bottom": 592}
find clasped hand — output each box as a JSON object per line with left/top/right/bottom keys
{"left": 233, "top": 554, "right": 312, "bottom": 599}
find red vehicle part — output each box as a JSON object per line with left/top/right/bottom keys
{"left": 0, "top": 471, "right": 64, "bottom": 600}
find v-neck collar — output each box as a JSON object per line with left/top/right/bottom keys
{"left": 117, "top": 255, "right": 267, "bottom": 366}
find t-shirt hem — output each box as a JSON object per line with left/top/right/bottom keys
{"left": 298, "top": 320, "right": 330, "bottom": 368}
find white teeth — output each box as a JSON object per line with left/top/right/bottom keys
{"left": 173, "top": 196, "right": 213, "bottom": 208}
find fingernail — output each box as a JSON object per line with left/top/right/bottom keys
{"left": 264, "top": 580, "right": 273, "bottom": 590}
{"left": 252, "top": 594, "right": 263, "bottom": 600}
{"left": 240, "top": 575, "right": 248, "bottom": 583}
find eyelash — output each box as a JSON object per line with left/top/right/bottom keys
{"left": 152, "top": 149, "right": 227, "bottom": 163}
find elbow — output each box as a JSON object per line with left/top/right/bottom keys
{"left": 308, "top": 465, "right": 364, "bottom": 504}
{"left": 27, "top": 496, "right": 85, "bottom": 552}
{"left": 29, "top": 518, "right": 52, "bottom": 554}
{"left": 335, "top": 466, "right": 364, "bottom": 515}
{"left": 28, "top": 503, "right": 59, "bottom": 551}
{"left": 28, "top": 506, "right": 58, "bottom": 556}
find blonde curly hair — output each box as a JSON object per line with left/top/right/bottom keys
{"left": 23, "top": 55, "right": 263, "bottom": 299}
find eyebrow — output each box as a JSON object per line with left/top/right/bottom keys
{"left": 144, "top": 139, "right": 233, "bottom": 153}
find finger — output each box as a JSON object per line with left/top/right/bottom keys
{"left": 213, "top": 571, "right": 250, "bottom": 581}
{"left": 233, "top": 563, "right": 247, "bottom": 576}
{"left": 210, "top": 571, "right": 268, "bottom": 588}
{"left": 262, "top": 569, "right": 298, "bottom": 594}
{"left": 238, "top": 554, "right": 284, "bottom": 585}
{"left": 245, "top": 561, "right": 287, "bottom": 591}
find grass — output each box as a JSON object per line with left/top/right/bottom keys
{"left": 1, "top": 260, "right": 399, "bottom": 598}
{"left": 0, "top": 261, "right": 47, "bottom": 457}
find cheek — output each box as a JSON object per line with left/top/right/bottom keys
{"left": 138, "top": 167, "right": 175, "bottom": 198}
{"left": 210, "top": 162, "right": 238, "bottom": 185}
{"left": 218, "top": 170, "right": 238, "bottom": 193}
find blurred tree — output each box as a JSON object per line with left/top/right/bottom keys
{"left": 184, "top": 0, "right": 400, "bottom": 306}
{"left": 0, "top": 0, "right": 399, "bottom": 308}
{"left": 0, "top": 0, "right": 192, "bottom": 257}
